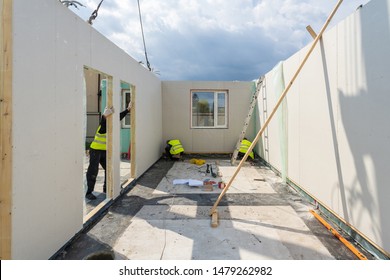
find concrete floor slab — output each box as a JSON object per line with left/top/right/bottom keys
{"left": 55, "top": 157, "right": 361, "bottom": 260}
{"left": 113, "top": 205, "right": 334, "bottom": 260}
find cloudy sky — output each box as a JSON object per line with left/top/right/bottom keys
{"left": 67, "top": 0, "right": 370, "bottom": 81}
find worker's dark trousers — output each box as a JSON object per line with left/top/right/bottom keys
{"left": 86, "top": 148, "right": 107, "bottom": 194}
{"left": 165, "top": 146, "right": 174, "bottom": 160}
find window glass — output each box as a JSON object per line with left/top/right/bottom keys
{"left": 191, "top": 90, "right": 227, "bottom": 128}
{"left": 217, "top": 92, "right": 226, "bottom": 126}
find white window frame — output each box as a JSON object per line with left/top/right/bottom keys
{"left": 191, "top": 90, "right": 228, "bottom": 129}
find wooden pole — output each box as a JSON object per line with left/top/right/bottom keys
{"left": 0, "top": 0, "right": 13, "bottom": 259}
{"left": 130, "top": 85, "right": 136, "bottom": 178}
{"left": 107, "top": 76, "right": 113, "bottom": 198}
{"left": 306, "top": 25, "right": 318, "bottom": 39}
{"left": 210, "top": 0, "right": 344, "bottom": 216}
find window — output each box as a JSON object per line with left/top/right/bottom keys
{"left": 191, "top": 90, "right": 228, "bottom": 128}
{"left": 121, "top": 89, "right": 131, "bottom": 128}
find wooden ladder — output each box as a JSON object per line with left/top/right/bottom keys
{"left": 231, "top": 76, "right": 264, "bottom": 164}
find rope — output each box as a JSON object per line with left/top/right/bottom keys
{"left": 88, "top": 0, "right": 104, "bottom": 25}
{"left": 137, "top": 0, "right": 152, "bottom": 71}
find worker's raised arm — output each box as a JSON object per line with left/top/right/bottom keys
{"left": 103, "top": 106, "right": 114, "bottom": 118}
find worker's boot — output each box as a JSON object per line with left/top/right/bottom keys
{"left": 86, "top": 193, "right": 97, "bottom": 200}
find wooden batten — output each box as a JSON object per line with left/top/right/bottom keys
{"left": 306, "top": 25, "right": 318, "bottom": 39}
{"left": 0, "top": 0, "right": 13, "bottom": 260}
{"left": 130, "top": 85, "right": 136, "bottom": 178}
{"left": 106, "top": 76, "right": 113, "bottom": 198}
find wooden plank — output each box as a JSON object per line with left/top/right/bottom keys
{"left": 83, "top": 199, "right": 111, "bottom": 223}
{"left": 106, "top": 76, "right": 113, "bottom": 198}
{"left": 306, "top": 25, "right": 318, "bottom": 39}
{"left": 0, "top": 0, "right": 13, "bottom": 260}
{"left": 130, "top": 85, "right": 136, "bottom": 178}
{"left": 210, "top": 0, "right": 345, "bottom": 216}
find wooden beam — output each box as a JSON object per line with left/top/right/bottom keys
{"left": 306, "top": 25, "right": 318, "bottom": 39}
{"left": 0, "top": 0, "right": 13, "bottom": 260}
{"left": 130, "top": 85, "right": 136, "bottom": 178}
{"left": 210, "top": 0, "right": 345, "bottom": 217}
{"left": 106, "top": 76, "right": 113, "bottom": 198}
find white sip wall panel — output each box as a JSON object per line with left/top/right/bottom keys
{"left": 11, "top": 0, "right": 162, "bottom": 259}
{"left": 75, "top": 5, "right": 162, "bottom": 188}
{"left": 53, "top": 0, "right": 85, "bottom": 225}
{"left": 283, "top": 53, "right": 302, "bottom": 184}
{"left": 336, "top": 0, "right": 390, "bottom": 251}
{"left": 12, "top": 0, "right": 84, "bottom": 259}
{"left": 90, "top": 40, "right": 163, "bottom": 184}
{"left": 162, "top": 81, "right": 191, "bottom": 152}
{"left": 162, "top": 81, "right": 255, "bottom": 153}
{"left": 257, "top": 0, "right": 390, "bottom": 253}
{"left": 296, "top": 33, "right": 341, "bottom": 209}
{"left": 132, "top": 75, "right": 163, "bottom": 177}
{"left": 161, "top": 82, "right": 192, "bottom": 151}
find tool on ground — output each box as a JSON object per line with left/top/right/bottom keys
{"left": 203, "top": 180, "right": 217, "bottom": 191}
{"left": 209, "top": 0, "right": 345, "bottom": 226}
{"left": 231, "top": 76, "right": 264, "bottom": 165}
{"left": 310, "top": 210, "right": 368, "bottom": 260}
{"left": 203, "top": 180, "right": 217, "bottom": 185}
{"left": 210, "top": 165, "right": 217, "bottom": 178}
{"left": 190, "top": 158, "right": 206, "bottom": 165}
{"left": 206, "top": 164, "right": 210, "bottom": 174}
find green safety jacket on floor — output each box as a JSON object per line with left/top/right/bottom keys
{"left": 168, "top": 139, "right": 184, "bottom": 155}
{"left": 239, "top": 139, "right": 254, "bottom": 159}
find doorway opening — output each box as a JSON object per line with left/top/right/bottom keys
{"left": 120, "top": 81, "right": 136, "bottom": 189}
{"left": 83, "top": 66, "right": 113, "bottom": 221}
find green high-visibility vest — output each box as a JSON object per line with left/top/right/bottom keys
{"left": 168, "top": 139, "right": 184, "bottom": 155}
{"left": 90, "top": 125, "right": 106, "bottom": 150}
{"left": 239, "top": 139, "right": 254, "bottom": 159}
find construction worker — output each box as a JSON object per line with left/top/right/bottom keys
{"left": 238, "top": 138, "right": 254, "bottom": 160}
{"left": 165, "top": 139, "right": 184, "bottom": 160}
{"left": 85, "top": 102, "right": 132, "bottom": 200}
